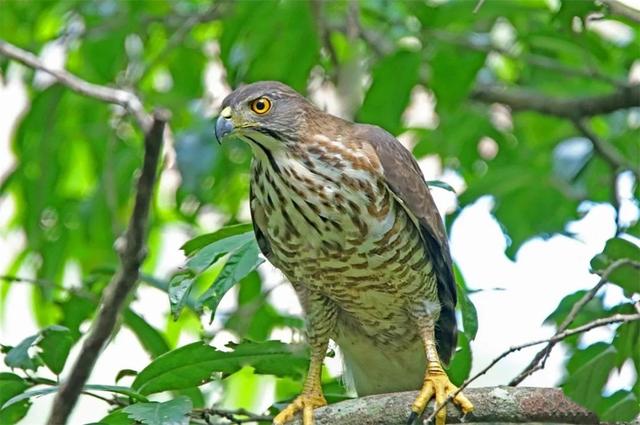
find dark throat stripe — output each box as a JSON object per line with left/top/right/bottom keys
{"left": 246, "top": 135, "right": 280, "bottom": 173}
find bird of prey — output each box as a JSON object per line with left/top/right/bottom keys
{"left": 215, "top": 81, "right": 473, "bottom": 425}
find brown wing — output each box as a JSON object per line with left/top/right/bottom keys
{"left": 357, "top": 124, "right": 458, "bottom": 364}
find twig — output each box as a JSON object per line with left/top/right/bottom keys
{"left": 470, "top": 84, "right": 640, "bottom": 119}
{"left": 192, "top": 407, "right": 273, "bottom": 424}
{"left": 45, "top": 109, "right": 169, "bottom": 425}
{"left": 424, "top": 307, "right": 640, "bottom": 423}
{"left": 473, "top": 0, "right": 486, "bottom": 14}
{"left": 0, "top": 40, "right": 152, "bottom": 131}
{"left": 573, "top": 119, "right": 640, "bottom": 181}
{"left": 509, "top": 258, "right": 640, "bottom": 386}
{"left": 0, "top": 275, "right": 57, "bottom": 288}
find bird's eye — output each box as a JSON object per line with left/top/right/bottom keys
{"left": 250, "top": 97, "right": 272, "bottom": 115}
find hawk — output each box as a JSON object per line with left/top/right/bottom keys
{"left": 215, "top": 81, "right": 473, "bottom": 425}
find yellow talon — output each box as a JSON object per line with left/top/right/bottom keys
{"left": 273, "top": 391, "right": 327, "bottom": 425}
{"left": 410, "top": 365, "right": 473, "bottom": 425}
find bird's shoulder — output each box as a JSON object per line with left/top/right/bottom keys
{"left": 354, "top": 122, "right": 457, "bottom": 302}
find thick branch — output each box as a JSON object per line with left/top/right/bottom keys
{"left": 510, "top": 259, "right": 640, "bottom": 385}
{"left": 0, "top": 39, "right": 151, "bottom": 131}
{"left": 470, "top": 84, "right": 640, "bottom": 118}
{"left": 292, "top": 387, "right": 598, "bottom": 424}
{"left": 46, "top": 110, "right": 169, "bottom": 425}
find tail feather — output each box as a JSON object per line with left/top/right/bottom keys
{"left": 336, "top": 329, "right": 425, "bottom": 396}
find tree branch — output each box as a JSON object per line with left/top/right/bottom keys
{"left": 422, "top": 307, "right": 640, "bottom": 423}
{"left": 292, "top": 387, "right": 598, "bottom": 424}
{"left": 573, "top": 119, "right": 640, "bottom": 180}
{"left": 470, "top": 84, "right": 640, "bottom": 119}
{"left": 45, "top": 109, "right": 169, "bottom": 425}
{"left": 0, "top": 39, "right": 152, "bottom": 131}
{"left": 192, "top": 407, "right": 274, "bottom": 424}
{"left": 509, "top": 258, "right": 640, "bottom": 385}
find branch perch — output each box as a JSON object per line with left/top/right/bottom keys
{"left": 45, "top": 109, "right": 169, "bottom": 425}
{"left": 424, "top": 310, "right": 640, "bottom": 423}
{"left": 292, "top": 387, "right": 598, "bottom": 424}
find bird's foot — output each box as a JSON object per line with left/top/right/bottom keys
{"left": 408, "top": 364, "right": 473, "bottom": 425}
{"left": 273, "top": 391, "right": 327, "bottom": 425}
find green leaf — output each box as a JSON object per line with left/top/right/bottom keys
{"left": 123, "top": 309, "right": 170, "bottom": 358}
{"left": 447, "top": 332, "right": 472, "bottom": 386}
{"left": 546, "top": 290, "right": 604, "bottom": 325}
{"left": 168, "top": 273, "right": 196, "bottom": 320}
{"left": 598, "top": 390, "right": 639, "bottom": 422}
{"left": 132, "top": 340, "right": 308, "bottom": 395}
{"left": 453, "top": 266, "right": 478, "bottom": 340}
{"left": 83, "top": 385, "right": 149, "bottom": 402}
{"left": 426, "top": 180, "right": 456, "bottom": 194}
{"left": 219, "top": 0, "right": 319, "bottom": 92}
{"left": 186, "top": 232, "right": 254, "bottom": 274}
{"left": 175, "top": 387, "right": 205, "bottom": 409}
{"left": 98, "top": 409, "right": 135, "bottom": 425}
{"left": 358, "top": 50, "right": 421, "bottom": 135}
{"left": 4, "top": 335, "right": 42, "bottom": 371}
{"left": 123, "top": 396, "right": 192, "bottom": 425}
{"left": 0, "top": 373, "right": 31, "bottom": 424}
{"left": 591, "top": 238, "right": 640, "bottom": 296}
{"left": 58, "top": 293, "right": 95, "bottom": 340}
{"left": 115, "top": 369, "right": 138, "bottom": 384}
{"left": 430, "top": 44, "right": 486, "bottom": 113}
{"left": 199, "top": 239, "right": 264, "bottom": 320}
{"left": 4, "top": 326, "right": 74, "bottom": 375}
{"left": 2, "top": 384, "right": 147, "bottom": 410}
{"left": 181, "top": 223, "right": 253, "bottom": 256}
{"left": 457, "top": 287, "right": 478, "bottom": 341}
{"left": 562, "top": 342, "right": 617, "bottom": 412}
{"left": 37, "top": 326, "right": 74, "bottom": 375}
{"left": 2, "top": 387, "right": 58, "bottom": 409}
{"left": 612, "top": 304, "right": 640, "bottom": 370}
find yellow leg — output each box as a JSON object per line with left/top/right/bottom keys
{"left": 273, "top": 350, "right": 327, "bottom": 425}
{"left": 409, "top": 324, "right": 473, "bottom": 424}
{"left": 274, "top": 290, "right": 336, "bottom": 425}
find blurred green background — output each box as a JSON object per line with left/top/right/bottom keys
{"left": 0, "top": 0, "right": 639, "bottom": 423}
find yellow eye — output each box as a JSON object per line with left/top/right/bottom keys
{"left": 250, "top": 97, "right": 272, "bottom": 114}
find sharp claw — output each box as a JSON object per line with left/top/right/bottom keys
{"left": 407, "top": 411, "right": 419, "bottom": 425}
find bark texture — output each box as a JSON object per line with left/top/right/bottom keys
{"left": 292, "top": 386, "right": 599, "bottom": 424}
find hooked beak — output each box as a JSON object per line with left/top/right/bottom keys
{"left": 215, "top": 107, "right": 234, "bottom": 144}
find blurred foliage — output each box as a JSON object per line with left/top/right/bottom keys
{"left": 0, "top": 0, "right": 639, "bottom": 423}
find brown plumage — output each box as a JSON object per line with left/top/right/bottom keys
{"left": 216, "top": 81, "right": 472, "bottom": 425}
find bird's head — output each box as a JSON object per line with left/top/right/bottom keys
{"left": 215, "top": 81, "right": 314, "bottom": 151}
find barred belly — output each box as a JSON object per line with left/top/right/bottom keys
{"left": 250, "top": 143, "right": 438, "bottom": 349}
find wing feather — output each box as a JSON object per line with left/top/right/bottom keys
{"left": 357, "top": 124, "right": 458, "bottom": 364}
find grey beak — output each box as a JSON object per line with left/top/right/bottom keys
{"left": 215, "top": 116, "right": 234, "bottom": 144}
